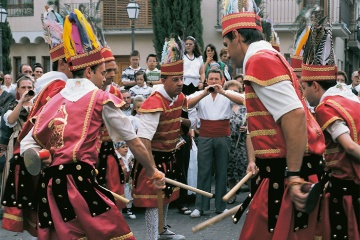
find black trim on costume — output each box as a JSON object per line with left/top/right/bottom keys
{"left": 37, "top": 161, "right": 115, "bottom": 228}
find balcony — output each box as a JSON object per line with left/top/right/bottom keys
{"left": 216, "top": 0, "right": 352, "bottom": 38}
{"left": 102, "top": 0, "right": 152, "bottom": 31}
{"left": 7, "top": 1, "right": 34, "bottom": 17}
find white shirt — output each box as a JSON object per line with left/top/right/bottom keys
{"left": 2, "top": 84, "right": 16, "bottom": 93}
{"left": 183, "top": 54, "right": 203, "bottom": 87}
{"left": 187, "top": 90, "right": 234, "bottom": 120}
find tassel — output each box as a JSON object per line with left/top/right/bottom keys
{"left": 295, "top": 28, "right": 310, "bottom": 56}
{"left": 74, "top": 9, "right": 99, "bottom": 50}
{"left": 63, "top": 15, "right": 75, "bottom": 59}
{"left": 69, "top": 12, "right": 83, "bottom": 54}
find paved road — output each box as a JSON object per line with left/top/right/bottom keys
{"left": 0, "top": 190, "right": 248, "bottom": 240}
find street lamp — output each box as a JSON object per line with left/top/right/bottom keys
{"left": 0, "top": 3, "right": 8, "bottom": 72}
{"left": 126, "top": 0, "right": 140, "bottom": 51}
{"left": 356, "top": 16, "right": 360, "bottom": 42}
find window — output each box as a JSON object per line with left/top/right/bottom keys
{"left": 7, "top": 0, "right": 34, "bottom": 17}
{"left": 43, "top": 56, "right": 51, "bottom": 73}
{"left": 102, "top": 0, "right": 153, "bottom": 30}
{"left": 28, "top": 56, "right": 35, "bottom": 70}
{"left": 13, "top": 57, "right": 21, "bottom": 79}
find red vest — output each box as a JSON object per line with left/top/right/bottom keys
{"left": 244, "top": 50, "right": 325, "bottom": 158}
{"left": 315, "top": 95, "right": 360, "bottom": 184}
{"left": 33, "top": 89, "right": 123, "bottom": 166}
{"left": 18, "top": 79, "right": 66, "bottom": 142}
{"left": 140, "top": 92, "right": 187, "bottom": 152}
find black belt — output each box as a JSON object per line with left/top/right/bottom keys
{"left": 37, "top": 161, "right": 114, "bottom": 228}
{"left": 132, "top": 150, "right": 179, "bottom": 198}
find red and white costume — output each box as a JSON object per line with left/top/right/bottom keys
{"left": 240, "top": 41, "right": 325, "bottom": 240}
{"left": 315, "top": 89, "right": 360, "bottom": 240}
{"left": 132, "top": 86, "right": 187, "bottom": 207}
{"left": 20, "top": 79, "right": 136, "bottom": 240}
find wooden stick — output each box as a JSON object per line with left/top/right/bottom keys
{"left": 98, "top": 185, "right": 130, "bottom": 204}
{"left": 111, "top": 191, "right": 130, "bottom": 204}
{"left": 165, "top": 177, "right": 213, "bottom": 198}
{"left": 192, "top": 205, "right": 241, "bottom": 233}
{"left": 157, "top": 189, "right": 164, "bottom": 234}
{"left": 222, "top": 172, "right": 252, "bottom": 202}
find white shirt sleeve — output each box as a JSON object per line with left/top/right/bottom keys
{"left": 137, "top": 112, "right": 161, "bottom": 140}
{"left": 325, "top": 120, "right": 350, "bottom": 142}
{"left": 102, "top": 103, "right": 137, "bottom": 142}
{"left": 3, "top": 110, "right": 17, "bottom": 128}
{"left": 186, "top": 91, "right": 204, "bottom": 109}
{"left": 251, "top": 81, "right": 303, "bottom": 122}
{"left": 20, "top": 128, "right": 40, "bottom": 155}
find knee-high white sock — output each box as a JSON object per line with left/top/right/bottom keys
{"left": 145, "top": 207, "right": 158, "bottom": 240}
{"left": 163, "top": 203, "right": 169, "bottom": 227}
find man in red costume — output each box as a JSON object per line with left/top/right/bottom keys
{"left": 131, "top": 37, "right": 186, "bottom": 240}
{"left": 19, "top": 9, "right": 165, "bottom": 240}
{"left": 1, "top": 7, "right": 72, "bottom": 236}
{"left": 221, "top": 1, "right": 325, "bottom": 239}
{"left": 96, "top": 46, "right": 128, "bottom": 211}
{"left": 300, "top": 24, "right": 360, "bottom": 240}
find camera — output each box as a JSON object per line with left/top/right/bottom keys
{"left": 26, "top": 90, "right": 35, "bottom": 96}
{"left": 208, "top": 87, "right": 215, "bottom": 93}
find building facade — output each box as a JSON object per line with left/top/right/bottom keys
{"left": 6, "top": 0, "right": 360, "bottom": 84}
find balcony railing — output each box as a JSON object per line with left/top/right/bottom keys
{"left": 7, "top": 1, "right": 34, "bottom": 17}
{"left": 216, "top": 0, "right": 352, "bottom": 28}
{"left": 102, "top": 0, "right": 153, "bottom": 30}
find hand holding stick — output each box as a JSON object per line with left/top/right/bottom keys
{"left": 222, "top": 172, "right": 252, "bottom": 202}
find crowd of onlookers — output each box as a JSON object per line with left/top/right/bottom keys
{"left": 0, "top": 39, "right": 359, "bottom": 221}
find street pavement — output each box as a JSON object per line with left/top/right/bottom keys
{"left": 0, "top": 186, "right": 248, "bottom": 240}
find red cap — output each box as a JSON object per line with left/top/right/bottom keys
{"left": 222, "top": 12, "right": 262, "bottom": 37}
{"left": 101, "top": 47, "right": 115, "bottom": 62}
{"left": 290, "top": 56, "right": 303, "bottom": 72}
{"left": 49, "top": 43, "right": 66, "bottom": 63}
{"left": 161, "top": 60, "right": 183, "bottom": 76}
{"left": 301, "top": 64, "right": 337, "bottom": 82}
{"left": 67, "top": 48, "right": 105, "bottom": 71}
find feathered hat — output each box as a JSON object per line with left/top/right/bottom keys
{"left": 301, "top": 16, "right": 337, "bottom": 82}
{"left": 63, "top": 9, "right": 104, "bottom": 71}
{"left": 160, "top": 35, "right": 184, "bottom": 76}
{"left": 290, "top": 6, "right": 319, "bottom": 72}
{"left": 82, "top": 7, "right": 115, "bottom": 63}
{"left": 42, "top": 6, "right": 65, "bottom": 63}
{"left": 221, "top": 0, "right": 262, "bottom": 37}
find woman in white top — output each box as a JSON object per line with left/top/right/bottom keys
{"left": 183, "top": 36, "right": 205, "bottom": 96}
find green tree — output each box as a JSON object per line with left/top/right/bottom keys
{"left": 150, "top": 0, "right": 203, "bottom": 61}
{"left": 1, "top": 0, "right": 12, "bottom": 74}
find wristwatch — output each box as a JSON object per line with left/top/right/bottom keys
{"left": 285, "top": 167, "right": 301, "bottom": 177}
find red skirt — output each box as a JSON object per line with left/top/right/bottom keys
{"left": 37, "top": 175, "right": 135, "bottom": 240}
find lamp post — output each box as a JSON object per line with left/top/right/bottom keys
{"left": 126, "top": 0, "right": 140, "bottom": 51}
{"left": 0, "top": 3, "right": 8, "bottom": 72}
{"left": 356, "top": 17, "right": 360, "bottom": 42}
